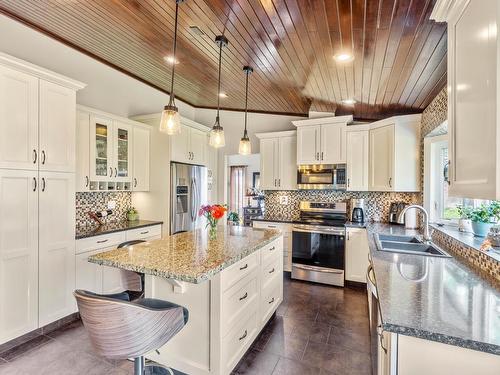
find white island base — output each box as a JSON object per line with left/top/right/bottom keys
{"left": 145, "top": 236, "right": 283, "bottom": 375}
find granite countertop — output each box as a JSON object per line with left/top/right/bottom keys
{"left": 88, "top": 226, "right": 282, "bottom": 284}
{"left": 367, "top": 223, "right": 500, "bottom": 355}
{"left": 76, "top": 220, "right": 163, "bottom": 240}
{"left": 253, "top": 217, "right": 368, "bottom": 228}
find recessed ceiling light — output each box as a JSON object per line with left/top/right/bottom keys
{"left": 342, "top": 99, "right": 357, "bottom": 105}
{"left": 219, "top": 92, "right": 228, "bottom": 98}
{"left": 334, "top": 53, "right": 354, "bottom": 63}
{"left": 164, "top": 56, "right": 179, "bottom": 65}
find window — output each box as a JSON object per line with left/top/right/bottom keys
{"left": 425, "top": 135, "right": 490, "bottom": 224}
{"left": 229, "top": 165, "right": 246, "bottom": 217}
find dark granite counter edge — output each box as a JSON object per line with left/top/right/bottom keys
{"left": 383, "top": 323, "right": 500, "bottom": 356}
{"left": 253, "top": 217, "right": 368, "bottom": 228}
{"left": 75, "top": 220, "right": 164, "bottom": 240}
{"left": 89, "top": 231, "right": 283, "bottom": 284}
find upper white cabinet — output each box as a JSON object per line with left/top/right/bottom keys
{"left": 256, "top": 131, "right": 297, "bottom": 190}
{"left": 77, "top": 105, "right": 151, "bottom": 192}
{"left": 432, "top": 0, "right": 499, "bottom": 199}
{"left": 170, "top": 120, "right": 208, "bottom": 165}
{"left": 346, "top": 126, "right": 369, "bottom": 191}
{"left": 368, "top": 115, "right": 421, "bottom": 192}
{"left": 293, "top": 115, "right": 352, "bottom": 165}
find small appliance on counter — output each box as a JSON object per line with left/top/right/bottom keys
{"left": 349, "top": 198, "right": 366, "bottom": 223}
{"left": 388, "top": 202, "right": 408, "bottom": 224}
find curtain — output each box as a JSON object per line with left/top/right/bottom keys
{"left": 229, "top": 165, "right": 247, "bottom": 217}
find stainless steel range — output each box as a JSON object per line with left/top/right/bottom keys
{"left": 291, "top": 201, "right": 347, "bottom": 287}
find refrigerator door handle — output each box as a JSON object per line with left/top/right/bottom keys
{"left": 193, "top": 177, "right": 199, "bottom": 224}
{"left": 190, "top": 178, "right": 196, "bottom": 222}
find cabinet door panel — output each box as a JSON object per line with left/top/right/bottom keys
{"left": 76, "top": 111, "right": 90, "bottom": 192}
{"left": 278, "top": 136, "right": 297, "bottom": 190}
{"left": 89, "top": 115, "right": 113, "bottom": 181}
{"left": 321, "top": 124, "right": 346, "bottom": 164}
{"left": 448, "top": 0, "right": 497, "bottom": 199}
{"left": 132, "top": 126, "right": 150, "bottom": 191}
{"left": 38, "top": 172, "right": 76, "bottom": 326}
{"left": 297, "top": 126, "right": 319, "bottom": 164}
{"left": 113, "top": 122, "right": 132, "bottom": 183}
{"left": 0, "top": 170, "right": 38, "bottom": 344}
{"left": 76, "top": 250, "right": 103, "bottom": 294}
{"left": 260, "top": 138, "right": 277, "bottom": 190}
{"left": 189, "top": 128, "right": 207, "bottom": 165}
{"left": 39, "top": 80, "right": 76, "bottom": 173}
{"left": 369, "top": 125, "right": 394, "bottom": 191}
{"left": 345, "top": 228, "right": 369, "bottom": 283}
{"left": 346, "top": 130, "right": 369, "bottom": 191}
{"left": 170, "top": 125, "right": 190, "bottom": 163}
{"left": 0, "top": 66, "right": 38, "bottom": 170}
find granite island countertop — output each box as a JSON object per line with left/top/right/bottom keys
{"left": 88, "top": 225, "right": 282, "bottom": 284}
{"left": 75, "top": 220, "right": 163, "bottom": 240}
{"left": 367, "top": 223, "right": 500, "bottom": 355}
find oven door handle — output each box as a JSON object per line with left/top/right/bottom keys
{"left": 293, "top": 264, "right": 343, "bottom": 274}
{"left": 292, "top": 227, "right": 345, "bottom": 236}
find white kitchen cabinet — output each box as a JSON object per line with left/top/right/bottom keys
{"left": 293, "top": 115, "right": 352, "bottom": 165}
{"left": 0, "top": 65, "right": 38, "bottom": 170}
{"left": 38, "top": 172, "right": 76, "bottom": 326}
{"left": 132, "top": 125, "right": 150, "bottom": 191}
{"left": 75, "top": 249, "right": 103, "bottom": 294}
{"left": 345, "top": 227, "right": 369, "bottom": 283}
{"left": 39, "top": 80, "right": 76, "bottom": 173}
{"left": 431, "top": 0, "right": 499, "bottom": 200}
{"left": 368, "top": 115, "right": 421, "bottom": 192}
{"left": 0, "top": 169, "right": 39, "bottom": 344}
{"left": 76, "top": 110, "right": 90, "bottom": 192}
{"left": 170, "top": 121, "right": 208, "bottom": 166}
{"left": 90, "top": 114, "right": 114, "bottom": 182}
{"left": 256, "top": 131, "right": 297, "bottom": 191}
{"left": 113, "top": 121, "right": 132, "bottom": 183}
{"left": 252, "top": 221, "right": 292, "bottom": 272}
{"left": 346, "top": 128, "right": 369, "bottom": 191}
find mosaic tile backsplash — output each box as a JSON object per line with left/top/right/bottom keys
{"left": 263, "top": 190, "right": 421, "bottom": 222}
{"left": 76, "top": 192, "right": 132, "bottom": 228}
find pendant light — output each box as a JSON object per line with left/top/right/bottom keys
{"left": 209, "top": 35, "right": 228, "bottom": 148}
{"left": 159, "top": 0, "right": 183, "bottom": 135}
{"left": 238, "top": 66, "right": 253, "bottom": 155}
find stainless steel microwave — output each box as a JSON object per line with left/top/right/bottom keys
{"left": 297, "top": 164, "right": 346, "bottom": 190}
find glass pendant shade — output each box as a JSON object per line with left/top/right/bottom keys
{"left": 238, "top": 136, "right": 251, "bottom": 155}
{"left": 159, "top": 105, "right": 181, "bottom": 135}
{"left": 209, "top": 125, "right": 225, "bottom": 148}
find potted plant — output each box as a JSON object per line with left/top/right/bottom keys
{"left": 227, "top": 211, "right": 240, "bottom": 226}
{"left": 469, "top": 204, "right": 496, "bottom": 237}
{"left": 198, "top": 204, "right": 227, "bottom": 239}
{"left": 127, "top": 207, "right": 139, "bottom": 222}
{"left": 457, "top": 205, "right": 473, "bottom": 233}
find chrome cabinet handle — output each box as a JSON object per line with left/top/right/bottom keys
{"left": 33, "top": 177, "right": 37, "bottom": 192}
{"left": 347, "top": 231, "right": 350, "bottom": 240}
{"left": 321, "top": 151, "right": 323, "bottom": 160}
{"left": 268, "top": 297, "right": 275, "bottom": 304}
{"left": 140, "top": 231, "right": 149, "bottom": 235}
{"left": 269, "top": 246, "right": 275, "bottom": 251}
{"left": 109, "top": 167, "right": 113, "bottom": 176}
{"left": 389, "top": 177, "right": 392, "bottom": 188}
{"left": 114, "top": 168, "right": 118, "bottom": 177}
{"left": 278, "top": 179, "right": 281, "bottom": 187}
{"left": 41, "top": 177, "right": 46, "bottom": 192}
{"left": 269, "top": 268, "right": 275, "bottom": 274}
{"left": 239, "top": 264, "right": 248, "bottom": 271}
{"left": 316, "top": 152, "right": 319, "bottom": 160}
{"left": 267, "top": 225, "right": 277, "bottom": 228}
{"left": 238, "top": 330, "right": 247, "bottom": 341}
{"left": 33, "top": 149, "right": 37, "bottom": 164}
{"left": 41, "top": 150, "right": 46, "bottom": 164}
{"left": 134, "top": 178, "right": 137, "bottom": 187}
{"left": 347, "top": 178, "right": 350, "bottom": 188}
{"left": 239, "top": 292, "right": 248, "bottom": 301}
{"left": 97, "top": 239, "right": 108, "bottom": 244}
{"left": 85, "top": 176, "right": 89, "bottom": 187}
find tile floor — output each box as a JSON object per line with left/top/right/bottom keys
{"left": 0, "top": 276, "right": 370, "bottom": 375}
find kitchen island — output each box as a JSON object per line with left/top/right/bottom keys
{"left": 89, "top": 225, "right": 283, "bottom": 375}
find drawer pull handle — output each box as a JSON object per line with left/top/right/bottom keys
{"left": 239, "top": 292, "right": 248, "bottom": 301}
{"left": 268, "top": 225, "right": 277, "bottom": 228}
{"left": 268, "top": 297, "right": 275, "bottom": 304}
{"left": 269, "top": 246, "right": 275, "bottom": 251}
{"left": 140, "top": 231, "right": 149, "bottom": 235}
{"left": 238, "top": 330, "right": 247, "bottom": 341}
{"left": 239, "top": 264, "right": 248, "bottom": 271}
{"left": 97, "top": 239, "right": 108, "bottom": 244}
{"left": 269, "top": 268, "right": 275, "bottom": 274}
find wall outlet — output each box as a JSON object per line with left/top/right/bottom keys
{"left": 279, "top": 196, "right": 289, "bottom": 205}
{"left": 107, "top": 200, "right": 116, "bottom": 210}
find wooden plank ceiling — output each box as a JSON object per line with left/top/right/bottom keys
{"left": 0, "top": 0, "right": 447, "bottom": 119}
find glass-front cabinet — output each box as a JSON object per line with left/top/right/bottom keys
{"left": 89, "top": 115, "right": 132, "bottom": 188}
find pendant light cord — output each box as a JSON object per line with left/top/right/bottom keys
{"left": 216, "top": 39, "right": 223, "bottom": 122}
{"left": 169, "top": 1, "right": 179, "bottom": 107}
{"left": 244, "top": 69, "right": 249, "bottom": 134}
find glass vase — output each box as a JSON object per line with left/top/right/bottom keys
{"left": 209, "top": 223, "right": 218, "bottom": 240}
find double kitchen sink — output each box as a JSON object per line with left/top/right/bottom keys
{"left": 375, "top": 234, "right": 451, "bottom": 258}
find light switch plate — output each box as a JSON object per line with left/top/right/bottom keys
{"left": 107, "top": 200, "right": 116, "bottom": 210}
{"left": 279, "top": 196, "right": 289, "bottom": 205}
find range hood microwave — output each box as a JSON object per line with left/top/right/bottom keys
{"left": 297, "top": 164, "right": 346, "bottom": 190}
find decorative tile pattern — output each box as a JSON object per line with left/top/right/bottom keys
{"left": 263, "top": 190, "right": 421, "bottom": 222}
{"left": 421, "top": 87, "right": 447, "bottom": 137}
{"left": 76, "top": 192, "right": 132, "bottom": 228}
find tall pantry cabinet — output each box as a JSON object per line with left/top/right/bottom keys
{"left": 0, "top": 53, "right": 85, "bottom": 343}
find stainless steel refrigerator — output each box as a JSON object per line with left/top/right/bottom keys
{"left": 170, "top": 162, "right": 208, "bottom": 234}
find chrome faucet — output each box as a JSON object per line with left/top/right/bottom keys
{"left": 398, "top": 205, "right": 432, "bottom": 242}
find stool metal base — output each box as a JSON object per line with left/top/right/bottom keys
{"left": 134, "top": 356, "right": 175, "bottom": 375}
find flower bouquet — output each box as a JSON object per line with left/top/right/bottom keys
{"left": 199, "top": 204, "right": 227, "bottom": 239}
